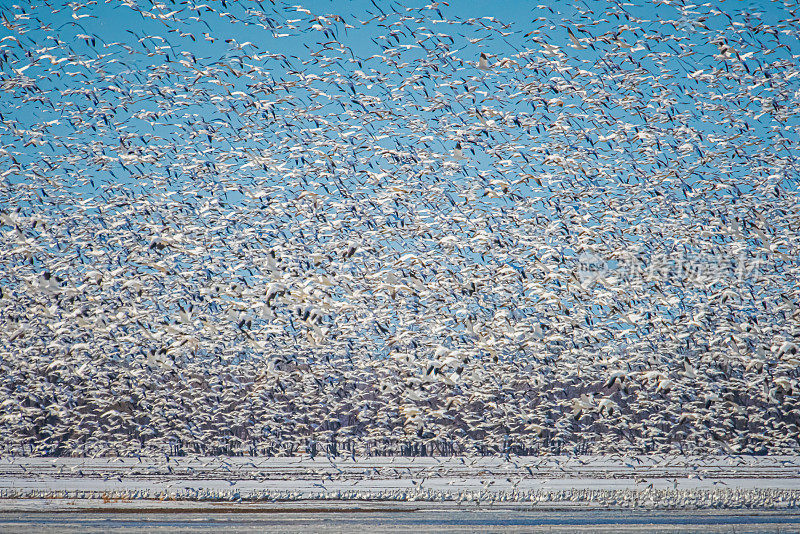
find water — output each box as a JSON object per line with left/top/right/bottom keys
{"left": 2, "top": 509, "right": 800, "bottom": 533}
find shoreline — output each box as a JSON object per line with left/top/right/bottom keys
{"left": 1, "top": 455, "right": 800, "bottom": 510}
{"left": 2, "top": 498, "right": 800, "bottom": 513}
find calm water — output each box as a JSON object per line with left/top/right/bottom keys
{"left": 2, "top": 510, "right": 800, "bottom": 533}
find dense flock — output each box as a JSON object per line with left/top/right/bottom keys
{"left": 1, "top": 0, "right": 799, "bottom": 458}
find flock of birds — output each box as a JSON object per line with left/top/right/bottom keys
{"left": 3, "top": 486, "right": 799, "bottom": 511}
{"left": 0, "top": 0, "right": 799, "bottom": 459}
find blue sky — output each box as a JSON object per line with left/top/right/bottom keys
{"left": 1, "top": 0, "right": 798, "bottom": 313}
{"left": 3, "top": 1, "right": 796, "bottom": 192}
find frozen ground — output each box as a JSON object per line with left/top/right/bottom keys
{"left": 2, "top": 456, "right": 800, "bottom": 532}
{"left": 0, "top": 455, "right": 799, "bottom": 509}
{"left": 2, "top": 507, "right": 800, "bottom": 533}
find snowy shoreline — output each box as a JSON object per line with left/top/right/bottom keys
{"left": 1, "top": 456, "right": 799, "bottom": 509}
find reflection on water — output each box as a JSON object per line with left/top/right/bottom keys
{"left": 1, "top": 510, "right": 800, "bottom": 533}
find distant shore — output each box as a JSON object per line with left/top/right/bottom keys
{"left": 1, "top": 455, "right": 799, "bottom": 509}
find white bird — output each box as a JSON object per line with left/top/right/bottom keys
{"left": 477, "top": 52, "right": 490, "bottom": 70}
